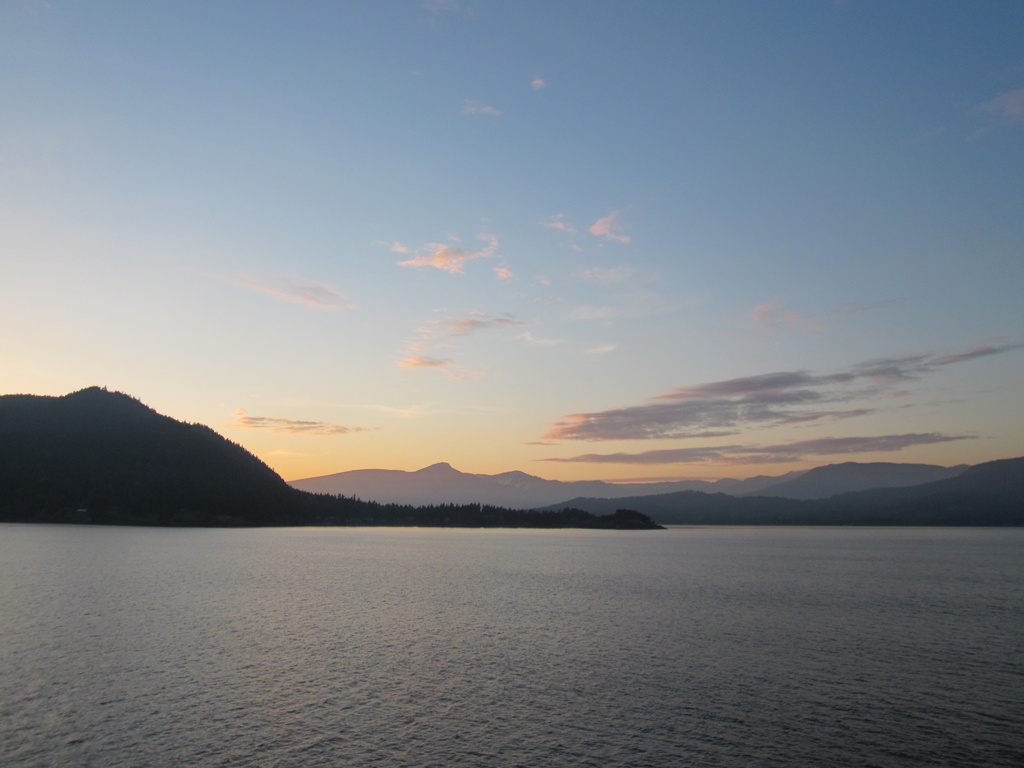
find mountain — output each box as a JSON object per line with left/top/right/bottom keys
{"left": 0, "top": 387, "right": 661, "bottom": 529}
{"left": 6, "top": 386, "right": 1014, "bottom": 528}
{"left": 746, "top": 461, "right": 967, "bottom": 499}
{"left": 288, "top": 464, "right": 805, "bottom": 508}
{"left": 0, "top": 387, "right": 318, "bottom": 526}
{"left": 822, "top": 457, "right": 1024, "bottom": 525}
{"left": 537, "top": 457, "right": 1024, "bottom": 526}
{"left": 289, "top": 459, "right": 969, "bottom": 508}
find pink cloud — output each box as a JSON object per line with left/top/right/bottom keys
{"left": 398, "top": 232, "right": 499, "bottom": 273}
{"left": 542, "top": 214, "right": 577, "bottom": 234}
{"left": 589, "top": 211, "right": 630, "bottom": 244}
{"left": 398, "top": 355, "right": 485, "bottom": 381}
{"left": 749, "top": 299, "right": 828, "bottom": 337}
{"left": 399, "top": 356, "right": 455, "bottom": 371}
{"left": 231, "top": 276, "right": 354, "bottom": 310}
{"left": 531, "top": 76, "right": 546, "bottom": 90}
{"left": 494, "top": 266, "right": 513, "bottom": 280}
{"left": 231, "top": 409, "right": 377, "bottom": 436}
{"left": 446, "top": 312, "right": 526, "bottom": 335}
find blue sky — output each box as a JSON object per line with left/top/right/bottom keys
{"left": 2, "top": 0, "right": 1022, "bottom": 481}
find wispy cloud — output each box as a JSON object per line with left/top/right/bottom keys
{"left": 232, "top": 409, "right": 377, "bottom": 436}
{"left": 531, "top": 75, "right": 547, "bottom": 90}
{"left": 227, "top": 275, "right": 354, "bottom": 310}
{"left": 399, "top": 309, "right": 526, "bottom": 378}
{"left": 542, "top": 433, "right": 971, "bottom": 465}
{"left": 545, "top": 342, "right": 1022, "bottom": 441}
{"left": 376, "top": 240, "right": 410, "bottom": 254}
{"left": 581, "top": 266, "right": 632, "bottom": 283}
{"left": 494, "top": 265, "right": 513, "bottom": 280}
{"left": 542, "top": 214, "right": 577, "bottom": 234}
{"left": 749, "top": 299, "right": 828, "bottom": 337}
{"left": 518, "top": 329, "right": 564, "bottom": 346}
{"left": 585, "top": 344, "right": 618, "bottom": 357}
{"left": 976, "top": 87, "right": 1024, "bottom": 123}
{"left": 446, "top": 311, "right": 526, "bottom": 336}
{"left": 397, "top": 232, "right": 499, "bottom": 273}
{"left": 744, "top": 297, "right": 906, "bottom": 338}
{"left": 462, "top": 99, "right": 502, "bottom": 117}
{"left": 399, "top": 355, "right": 456, "bottom": 371}
{"left": 589, "top": 211, "right": 630, "bottom": 244}
{"left": 568, "top": 305, "right": 619, "bottom": 322}
{"left": 398, "top": 356, "right": 484, "bottom": 381}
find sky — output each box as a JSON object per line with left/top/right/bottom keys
{"left": 2, "top": 0, "right": 1023, "bottom": 483}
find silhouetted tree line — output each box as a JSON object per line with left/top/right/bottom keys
{"left": 0, "top": 388, "right": 661, "bottom": 529}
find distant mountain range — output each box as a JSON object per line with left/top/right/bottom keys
{"left": 0, "top": 388, "right": 660, "bottom": 529}
{"left": 289, "top": 460, "right": 967, "bottom": 508}
{"left": 539, "top": 458, "right": 1024, "bottom": 526}
{"left": 742, "top": 461, "right": 967, "bottom": 499}
{"left": 289, "top": 464, "right": 805, "bottom": 507}
{"left": 2, "top": 386, "right": 1020, "bottom": 528}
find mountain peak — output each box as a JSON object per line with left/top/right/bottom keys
{"left": 415, "top": 462, "right": 460, "bottom": 475}
{"left": 62, "top": 386, "right": 154, "bottom": 413}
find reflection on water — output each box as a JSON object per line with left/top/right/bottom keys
{"left": 2, "top": 524, "right": 1022, "bottom": 767}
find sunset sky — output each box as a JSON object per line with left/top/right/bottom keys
{"left": 2, "top": 0, "right": 1022, "bottom": 483}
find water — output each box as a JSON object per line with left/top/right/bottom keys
{"left": 1, "top": 524, "right": 1022, "bottom": 767}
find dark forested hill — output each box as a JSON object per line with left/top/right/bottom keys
{"left": 0, "top": 387, "right": 660, "bottom": 529}
{"left": 0, "top": 387, "right": 316, "bottom": 526}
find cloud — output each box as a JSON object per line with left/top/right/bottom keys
{"left": 976, "top": 87, "right": 1024, "bottom": 123}
{"left": 398, "top": 232, "right": 499, "bottom": 273}
{"left": 399, "top": 356, "right": 455, "bottom": 371}
{"left": 745, "top": 298, "right": 908, "bottom": 338}
{"left": 589, "top": 211, "right": 630, "bottom": 244}
{"left": 531, "top": 76, "right": 546, "bottom": 90}
{"left": 398, "top": 356, "right": 485, "bottom": 380}
{"left": 232, "top": 409, "right": 377, "bottom": 436}
{"left": 585, "top": 344, "right": 618, "bottom": 357}
{"left": 930, "top": 344, "right": 1022, "bottom": 366}
{"left": 581, "top": 266, "right": 632, "bottom": 283}
{"left": 376, "top": 240, "right": 409, "bottom": 254}
{"left": 230, "top": 276, "right": 354, "bottom": 309}
{"left": 544, "top": 342, "right": 1022, "bottom": 441}
{"left": 568, "top": 305, "right": 619, "bottom": 322}
{"left": 542, "top": 214, "right": 577, "bottom": 234}
{"left": 360, "top": 403, "right": 435, "bottom": 419}
{"left": 749, "top": 299, "right": 828, "bottom": 337}
{"left": 541, "top": 433, "right": 971, "bottom": 465}
{"left": 518, "top": 330, "right": 564, "bottom": 346}
{"left": 446, "top": 312, "right": 526, "bottom": 336}
{"left": 399, "top": 310, "right": 523, "bottom": 378}
{"left": 494, "top": 266, "right": 513, "bottom": 280}
{"left": 462, "top": 99, "right": 502, "bottom": 117}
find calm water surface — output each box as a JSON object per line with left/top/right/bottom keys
{"left": 1, "top": 524, "right": 1022, "bottom": 767}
